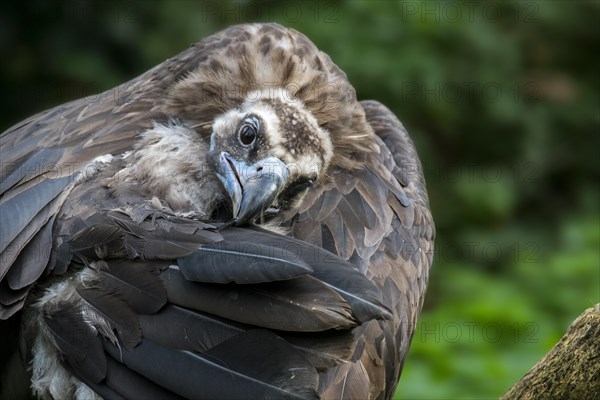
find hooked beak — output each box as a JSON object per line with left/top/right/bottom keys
{"left": 216, "top": 152, "right": 288, "bottom": 225}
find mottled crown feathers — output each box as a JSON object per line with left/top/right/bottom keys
{"left": 164, "top": 23, "right": 379, "bottom": 171}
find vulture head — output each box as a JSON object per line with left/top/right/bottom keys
{"left": 113, "top": 23, "right": 375, "bottom": 225}
{"left": 208, "top": 88, "right": 333, "bottom": 224}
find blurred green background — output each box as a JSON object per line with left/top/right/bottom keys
{"left": 1, "top": 1, "right": 598, "bottom": 398}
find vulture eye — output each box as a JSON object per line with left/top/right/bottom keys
{"left": 238, "top": 123, "right": 257, "bottom": 147}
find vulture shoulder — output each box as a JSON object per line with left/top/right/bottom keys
{"left": 0, "top": 23, "right": 434, "bottom": 400}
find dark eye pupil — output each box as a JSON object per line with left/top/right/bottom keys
{"left": 239, "top": 125, "right": 256, "bottom": 146}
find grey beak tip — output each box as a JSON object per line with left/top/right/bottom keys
{"left": 217, "top": 153, "right": 288, "bottom": 225}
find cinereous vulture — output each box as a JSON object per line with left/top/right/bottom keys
{"left": 0, "top": 23, "right": 434, "bottom": 400}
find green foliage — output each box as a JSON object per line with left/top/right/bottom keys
{"left": 0, "top": 1, "right": 598, "bottom": 398}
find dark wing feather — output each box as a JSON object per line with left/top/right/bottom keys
{"left": 59, "top": 342, "right": 184, "bottom": 400}
{"left": 177, "top": 241, "right": 313, "bottom": 284}
{"left": 139, "top": 305, "right": 244, "bottom": 353}
{"left": 75, "top": 286, "right": 142, "bottom": 350}
{"left": 0, "top": 147, "right": 64, "bottom": 195}
{"left": 97, "top": 261, "right": 168, "bottom": 315}
{"left": 161, "top": 266, "right": 355, "bottom": 332}
{"left": 43, "top": 305, "right": 107, "bottom": 384}
{"left": 281, "top": 329, "right": 358, "bottom": 372}
{"left": 0, "top": 298, "right": 25, "bottom": 320}
{"left": 1, "top": 196, "right": 63, "bottom": 281}
{"left": 103, "top": 335, "right": 318, "bottom": 400}
{"left": 106, "top": 210, "right": 221, "bottom": 260}
{"left": 5, "top": 216, "right": 55, "bottom": 290}
{"left": 319, "top": 362, "right": 371, "bottom": 400}
{"left": 103, "top": 357, "right": 185, "bottom": 400}
{"left": 68, "top": 372, "right": 126, "bottom": 400}
{"left": 0, "top": 176, "right": 73, "bottom": 255}
{"left": 0, "top": 279, "right": 30, "bottom": 306}
{"left": 205, "top": 330, "right": 319, "bottom": 399}
{"left": 69, "top": 224, "right": 127, "bottom": 261}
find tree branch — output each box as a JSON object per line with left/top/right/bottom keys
{"left": 502, "top": 304, "right": 600, "bottom": 400}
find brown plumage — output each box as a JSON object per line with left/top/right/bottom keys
{"left": 0, "top": 23, "right": 434, "bottom": 400}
